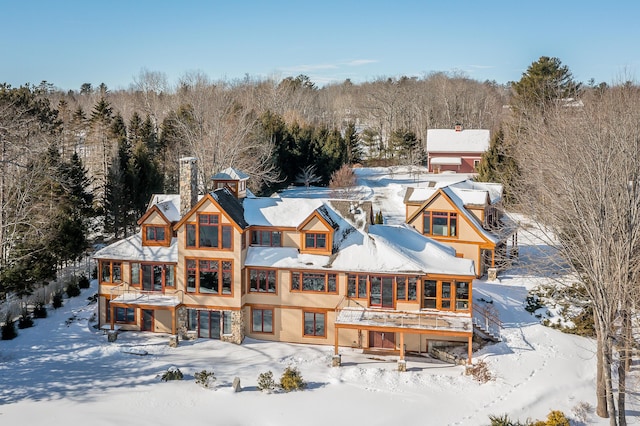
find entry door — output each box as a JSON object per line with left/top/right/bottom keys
{"left": 369, "top": 277, "right": 394, "bottom": 309}
{"left": 369, "top": 331, "right": 396, "bottom": 349}
{"left": 141, "top": 309, "right": 154, "bottom": 331}
{"left": 198, "top": 311, "right": 221, "bottom": 339}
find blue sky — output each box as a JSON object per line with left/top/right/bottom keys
{"left": 2, "top": 0, "right": 639, "bottom": 91}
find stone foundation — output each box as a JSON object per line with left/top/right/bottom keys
{"left": 221, "top": 310, "right": 244, "bottom": 344}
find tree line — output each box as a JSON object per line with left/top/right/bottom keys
{"left": 1, "top": 59, "right": 637, "bottom": 424}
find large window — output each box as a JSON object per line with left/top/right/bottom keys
{"left": 303, "top": 311, "right": 326, "bottom": 337}
{"left": 252, "top": 308, "right": 273, "bottom": 333}
{"left": 347, "top": 274, "right": 368, "bottom": 298}
{"left": 422, "top": 280, "right": 470, "bottom": 311}
{"left": 304, "top": 232, "right": 327, "bottom": 250}
{"left": 249, "top": 269, "right": 276, "bottom": 293}
{"left": 291, "top": 271, "right": 337, "bottom": 293}
{"left": 185, "top": 214, "right": 233, "bottom": 250}
{"left": 130, "top": 263, "right": 175, "bottom": 291}
{"left": 187, "top": 309, "right": 234, "bottom": 338}
{"left": 186, "top": 258, "right": 233, "bottom": 295}
{"left": 423, "top": 211, "right": 457, "bottom": 237}
{"left": 251, "top": 230, "right": 282, "bottom": 247}
{"left": 100, "top": 261, "right": 122, "bottom": 284}
{"left": 395, "top": 276, "right": 418, "bottom": 301}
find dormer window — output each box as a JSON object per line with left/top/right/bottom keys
{"left": 305, "top": 232, "right": 327, "bottom": 250}
{"left": 146, "top": 226, "right": 165, "bottom": 242}
{"left": 423, "top": 211, "right": 457, "bottom": 237}
{"left": 142, "top": 225, "right": 170, "bottom": 246}
{"left": 251, "top": 230, "right": 282, "bottom": 247}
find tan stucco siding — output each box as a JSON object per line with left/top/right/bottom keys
{"left": 144, "top": 211, "right": 169, "bottom": 225}
{"left": 302, "top": 216, "right": 331, "bottom": 232}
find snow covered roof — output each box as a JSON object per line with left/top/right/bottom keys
{"left": 245, "top": 224, "right": 475, "bottom": 277}
{"left": 405, "top": 179, "right": 503, "bottom": 206}
{"left": 210, "top": 188, "right": 249, "bottom": 229}
{"left": 244, "top": 196, "right": 325, "bottom": 227}
{"left": 92, "top": 234, "right": 178, "bottom": 263}
{"left": 427, "top": 129, "right": 490, "bottom": 153}
{"left": 147, "top": 194, "right": 181, "bottom": 222}
{"left": 212, "top": 167, "right": 249, "bottom": 181}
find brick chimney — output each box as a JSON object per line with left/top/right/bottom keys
{"left": 179, "top": 157, "right": 198, "bottom": 217}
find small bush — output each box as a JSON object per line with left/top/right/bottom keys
{"left": 78, "top": 274, "right": 90, "bottom": 289}
{"left": 194, "top": 370, "right": 216, "bottom": 389}
{"left": 66, "top": 281, "right": 81, "bottom": 298}
{"left": 544, "top": 410, "right": 570, "bottom": 426}
{"left": 488, "top": 414, "right": 526, "bottom": 426}
{"left": 279, "top": 366, "right": 305, "bottom": 392}
{"left": 52, "top": 292, "right": 63, "bottom": 309}
{"left": 524, "top": 295, "right": 544, "bottom": 313}
{"left": 33, "top": 303, "right": 47, "bottom": 319}
{"left": 257, "top": 370, "right": 276, "bottom": 393}
{"left": 161, "top": 366, "right": 183, "bottom": 382}
{"left": 91, "top": 266, "right": 98, "bottom": 279}
{"left": 467, "top": 359, "right": 493, "bottom": 383}
{"left": 18, "top": 312, "right": 34, "bottom": 329}
{"left": 571, "top": 401, "right": 592, "bottom": 423}
{"left": 1, "top": 316, "right": 17, "bottom": 340}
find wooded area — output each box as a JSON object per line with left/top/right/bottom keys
{"left": 0, "top": 58, "right": 637, "bottom": 424}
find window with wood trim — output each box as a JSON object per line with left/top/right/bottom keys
{"left": 395, "top": 276, "right": 418, "bottom": 301}
{"left": 251, "top": 230, "right": 282, "bottom": 247}
{"left": 290, "top": 271, "right": 337, "bottom": 293}
{"left": 303, "top": 311, "right": 326, "bottom": 337}
{"left": 422, "top": 280, "right": 470, "bottom": 311}
{"left": 130, "top": 263, "right": 175, "bottom": 291}
{"left": 248, "top": 268, "right": 276, "bottom": 293}
{"left": 423, "top": 211, "right": 457, "bottom": 237}
{"left": 304, "top": 232, "right": 327, "bottom": 250}
{"left": 252, "top": 308, "right": 273, "bottom": 333}
{"left": 347, "top": 274, "right": 368, "bottom": 298}
{"left": 185, "top": 213, "right": 233, "bottom": 250}
{"left": 144, "top": 225, "right": 167, "bottom": 244}
{"left": 185, "top": 258, "right": 233, "bottom": 295}
{"left": 100, "top": 260, "right": 122, "bottom": 284}
{"left": 115, "top": 307, "right": 135, "bottom": 323}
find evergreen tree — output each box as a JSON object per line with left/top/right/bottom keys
{"left": 476, "top": 128, "right": 519, "bottom": 203}
{"left": 130, "top": 140, "right": 163, "bottom": 218}
{"left": 511, "top": 56, "right": 581, "bottom": 112}
{"left": 344, "top": 122, "right": 363, "bottom": 165}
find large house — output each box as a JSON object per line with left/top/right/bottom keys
{"left": 94, "top": 158, "right": 501, "bottom": 365}
{"left": 426, "top": 124, "right": 490, "bottom": 173}
{"left": 404, "top": 179, "right": 515, "bottom": 278}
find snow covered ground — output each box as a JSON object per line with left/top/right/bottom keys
{"left": 0, "top": 167, "right": 635, "bottom": 425}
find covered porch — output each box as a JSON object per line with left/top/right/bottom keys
{"left": 106, "top": 284, "right": 183, "bottom": 335}
{"left": 333, "top": 307, "right": 474, "bottom": 366}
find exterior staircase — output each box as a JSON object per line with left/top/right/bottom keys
{"left": 472, "top": 304, "right": 502, "bottom": 342}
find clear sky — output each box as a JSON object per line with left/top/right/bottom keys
{"left": 2, "top": 0, "right": 639, "bottom": 91}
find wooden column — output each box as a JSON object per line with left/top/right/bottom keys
{"left": 467, "top": 335, "right": 473, "bottom": 364}
{"left": 399, "top": 332, "right": 405, "bottom": 360}
{"left": 334, "top": 327, "right": 339, "bottom": 355}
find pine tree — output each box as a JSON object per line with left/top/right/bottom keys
{"left": 476, "top": 128, "right": 519, "bottom": 203}
{"left": 344, "top": 122, "right": 363, "bottom": 165}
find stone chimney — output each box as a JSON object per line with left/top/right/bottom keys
{"left": 179, "top": 157, "right": 198, "bottom": 217}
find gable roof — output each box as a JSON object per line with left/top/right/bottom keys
{"left": 427, "top": 129, "right": 490, "bottom": 153}
{"left": 212, "top": 167, "right": 249, "bottom": 181}
{"left": 405, "top": 179, "right": 503, "bottom": 206}
{"left": 144, "top": 194, "right": 181, "bottom": 223}
{"left": 244, "top": 196, "right": 325, "bottom": 228}
{"left": 210, "top": 188, "right": 249, "bottom": 229}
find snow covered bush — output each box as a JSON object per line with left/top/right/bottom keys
{"left": 257, "top": 370, "right": 275, "bottom": 393}
{"left": 194, "top": 370, "right": 216, "bottom": 389}
{"left": 160, "top": 367, "right": 183, "bottom": 382}
{"left": 17, "top": 310, "right": 33, "bottom": 329}
{"left": 279, "top": 366, "right": 305, "bottom": 392}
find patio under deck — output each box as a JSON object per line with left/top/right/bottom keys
{"left": 334, "top": 307, "right": 474, "bottom": 364}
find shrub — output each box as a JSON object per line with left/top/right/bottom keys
{"left": 257, "top": 370, "right": 276, "bottom": 393}
{"left": 544, "top": 410, "right": 570, "bottom": 426}
{"left": 52, "top": 292, "right": 64, "bottom": 309}
{"left": 18, "top": 312, "right": 34, "bottom": 329}
{"left": 161, "top": 366, "right": 183, "bottom": 382}
{"left": 78, "top": 274, "right": 90, "bottom": 289}
{"left": 33, "top": 303, "right": 47, "bottom": 319}
{"left": 571, "top": 401, "right": 592, "bottom": 423}
{"left": 467, "top": 359, "right": 493, "bottom": 383}
{"left": 91, "top": 266, "right": 98, "bottom": 279}
{"left": 194, "top": 370, "right": 216, "bottom": 389}
{"left": 524, "top": 295, "right": 544, "bottom": 313}
{"left": 1, "top": 315, "right": 17, "bottom": 340}
{"left": 66, "top": 281, "right": 81, "bottom": 298}
{"left": 279, "top": 366, "right": 305, "bottom": 392}
{"left": 488, "top": 414, "right": 526, "bottom": 426}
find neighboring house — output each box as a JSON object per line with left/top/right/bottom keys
{"left": 94, "top": 158, "right": 497, "bottom": 365}
{"left": 404, "top": 179, "right": 516, "bottom": 277}
{"left": 426, "top": 124, "right": 490, "bottom": 173}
